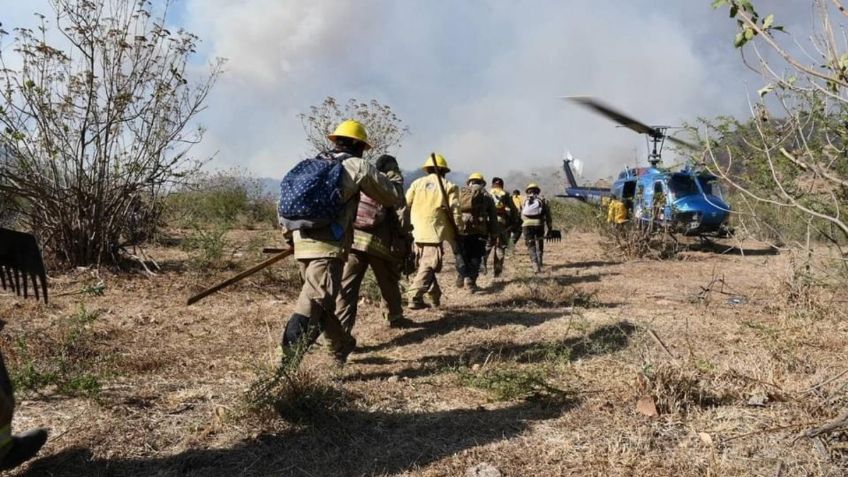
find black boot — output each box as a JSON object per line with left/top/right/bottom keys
{"left": 0, "top": 428, "right": 48, "bottom": 471}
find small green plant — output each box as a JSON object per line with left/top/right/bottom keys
{"left": 9, "top": 304, "right": 107, "bottom": 398}
{"left": 183, "top": 223, "right": 230, "bottom": 269}
{"left": 459, "top": 365, "right": 555, "bottom": 401}
{"left": 360, "top": 269, "right": 383, "bottom": 303}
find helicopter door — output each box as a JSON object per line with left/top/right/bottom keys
{"left": 652, "top": 181, "right": 670, "bottom": 224}
{"left": 634, "top": 183, "right": 647, "bottom": 224}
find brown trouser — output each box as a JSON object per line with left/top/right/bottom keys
{"left": 0, "top": 352, "right": 14, "bottom": 455}
{"left": 524, "top": 225, "right": 545, "bottom": 269}
{"left": 336, "top": 251, "right": 404, "bottom": 333}
{"left": 486, "top": 230, "right": 510, "bottom": 276}
{"left": 410, "top": 244, "right": 443, "bottom": 300}
{"left": 291, "top": 258, "right": 353, "bottom": 353}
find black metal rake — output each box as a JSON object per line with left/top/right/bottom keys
{"left": 0, "top": 228, "right": 48, "bottom": 304}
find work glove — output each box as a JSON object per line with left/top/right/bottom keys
{"left": 385, "top": 169, "right": 403, "bottom": 185}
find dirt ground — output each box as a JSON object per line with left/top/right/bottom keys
{"left": 1, "top": 228, "right": 846, "bottom": 476}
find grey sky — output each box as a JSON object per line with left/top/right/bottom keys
{"left": 0, "top": 1, "right": 814, "bottom": 180}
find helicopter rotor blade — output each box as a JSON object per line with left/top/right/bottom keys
{"left": 664, "top": 134, "right": 698, "bottom": 150}
{"left": 564, "top": 96, "right": 699, "bottom": 150}
{"left": 564, "top": 96, "right": 661, "bottom": 137}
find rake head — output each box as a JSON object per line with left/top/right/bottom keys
{"left": 545, "top": 229, "right": 562, "bottom": 243}
{"left": 0, "top": 228, "right": 48, "bottom": 304}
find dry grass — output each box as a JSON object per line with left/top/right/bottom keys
{"left": 0, "top": 226, "right": 846, "bottom": 476}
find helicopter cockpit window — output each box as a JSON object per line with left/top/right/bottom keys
{"left": 696, "top": 176, "right": 724, "bottom": 198}
{"left": 622, "top": 181, "right": 636, "bottom": 199}
{"left": 668, "top": 174, "right": 699, "bottom": 197}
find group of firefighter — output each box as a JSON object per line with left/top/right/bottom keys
{"left": 0, "top": 118, "right": 560, "bottom": 471}
{"left": 280, "top": 119, "right": 557, "bottom": 364}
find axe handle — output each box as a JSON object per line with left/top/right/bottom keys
{"left": 262, "top": 247, "right": 288, "bottom": 254}
{"left": 186, "top": 249, "right": 294, "bottom": 306}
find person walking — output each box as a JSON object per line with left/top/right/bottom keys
{"left": 278, "top": 120, "right": 403, "bottom": 364}
{"left": 458, "top": 173, "right": 498, "bottom": 292}
{"left": 484, "top": 177, "right": 519, "bottom": 278}
{"left": 335, "top": 154, "right": 413, "bottom": 332}
{"left": 405, "top": 153, "right": 461, "bottom": 309}
{"left": 511, "top": 189, "right": 523, "bottom": 244}
{"left": 520, "top": 183, "right": 553, "bottom": 273}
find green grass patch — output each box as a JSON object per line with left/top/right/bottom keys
{"left": 9, "top": 305, "right": 109, "bottom": 398}
{"left": 459, "top": 365, "right": 555, "bottom": 401}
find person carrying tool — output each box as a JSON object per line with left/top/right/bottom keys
{"left": 278, "top": 119, "right": 403, "bottom": 364}
{"left": 521, "top": 183, "right": 554, "bottom": 273}
{"left": 405, "top": 153, "right": 461, "bottom": 309}
{"left": 0, "top": 350, "right": 48, "bottom": 471}
{"left": 457, "top": 173, "right": 498, "bottom": 292}
{"left": 335, "top": 154, "right": 413, "bottom": 331}
{"left": 483, "top": 177, "right": 519, "bottom": 278}
{"left": 510, "top": 189, "right": 523, "bottom": 244}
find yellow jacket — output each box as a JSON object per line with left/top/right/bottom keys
{"left": 288, "top": 153, "right": 403, "bottom": 260}
{"left": 512, "top": 194, "right": 522, "bottom": 210}
{"left": 607, "top": 199, "right": 628, "bottom": 224}
{"left": 406, "top": 173, "right": 461, "bottom": 244}
{"left": 490, "top": 187, "right": 520, "bottom": 231}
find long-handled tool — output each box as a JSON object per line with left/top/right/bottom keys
{"left": 186, "top": 248, "right": 294, "bottom": 305}
{"left": 0, "top": 228, "right": 48, "bottom": 303}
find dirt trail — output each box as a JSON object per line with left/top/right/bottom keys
{"left": 1, "top": 230, "right": 846, "bottom": 476}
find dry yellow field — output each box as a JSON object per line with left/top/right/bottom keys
{"left": 1, "top": 229, "right": 846, "bottom": 476}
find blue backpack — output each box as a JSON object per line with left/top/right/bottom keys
{"left": 278, "top": 152, "right": 348, "bottom": 237}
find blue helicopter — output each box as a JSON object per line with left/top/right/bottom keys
{"left": 560, "top": 97, "right": 732, "bottom": 237}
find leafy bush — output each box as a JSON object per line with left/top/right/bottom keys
{"left": 548, "top": 198, "right": 602, "bottom": 234}
{"left": 166, "top": 170, "right": 277, "bottom": 229}
{"left": 182, "top": 223, "right": 231, "bottom": 270}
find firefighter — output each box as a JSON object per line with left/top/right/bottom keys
{"left": 520, "top": 183, "right": 553, "bottom": 273}
{"left": 279, "top": 120, "right": 403, "bottom": 364}
{"left": 335, "top": 154, "right": 413, "bottom": 331}
{"left": 406, "top": 153, "right": 461, "bottom": 309}
{"left": 484, "top": 177, "right": 519, "bottom": 278}
{"left": 458, "top": 173, "right": 498, "bottom": 292}
{"left": 510, "top": 189, "right": 523, "bottom": 244}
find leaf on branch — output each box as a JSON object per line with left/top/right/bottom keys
{"left": 762, "top": 14, "right": 774, "bottom": 30}
{"left": 757, "top": 84, "right": 773, "bottom": 98}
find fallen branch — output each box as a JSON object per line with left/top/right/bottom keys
{"left": 799, "top": 409, "right": 848, "bottom": 439}
{"left": 646, "top": 327, "right": 677, "bottom": 359}
{"left": 803, "top": 369, "right": 848, "bottom": 394}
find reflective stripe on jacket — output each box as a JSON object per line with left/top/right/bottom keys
{"left": 521, "top": 195, "right": 553, "bottom": 229}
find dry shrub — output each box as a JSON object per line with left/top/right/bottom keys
{"left": 245, "top": 363, "right": 350, "bottom": 424}
{"left": 601, "top": 222, "right": 682, "bottom": 260}
{"left": 639, "top": 362, "right": 739, "bottom": 415}
{"left": 244, "top": 336, "right": 350, "bottom": 423}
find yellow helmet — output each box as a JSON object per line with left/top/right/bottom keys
{"left": 526, "top": 183, "right": 541, "bottom": 193}
{"left": 422, "top": 153, "right": 450, "bottom": 172}
{"left": 468, "top": 172, "right": 485, "bottom": 183}
{"left": 328, "top": 119, "right": 372, "bottom": 150}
